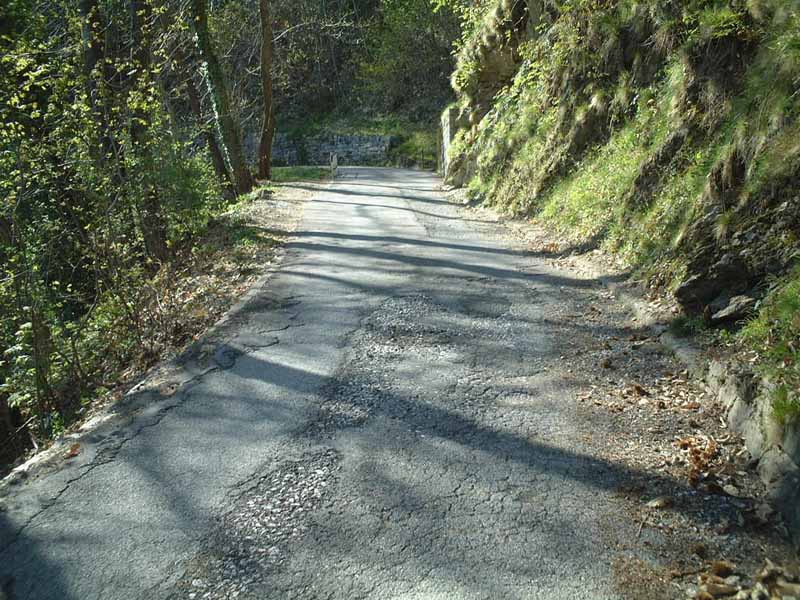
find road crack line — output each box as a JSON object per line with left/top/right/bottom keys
{"left": 0, "top": 367, "right": 218, "bottom": 555}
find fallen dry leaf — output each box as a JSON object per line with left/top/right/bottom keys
{"left": 777, "top": 581, "right": 800, "bottom": 596}
{"left": 64, "top": 443, "right": 81, "bottom": 459}
{"left": 722, "top": 484, "right": 745, "bottom": 498}
{"left": 703, "top": 581, "right": 738, "bottom": 597}
{"left": 646, "top": 495, "right": 673, "bottom": 509}
{"left": 710, "top": 561, "right": 735, "bottom": 578}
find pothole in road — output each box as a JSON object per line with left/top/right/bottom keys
{"left": 303, "top": 294, "right": 463, "bottom": 439}
{"left": 366, "top": 294, "right": 452, "bottom": 341}
{"left": 303, "top": 375, "right": 379, "bottom": 438}
{"left": 445, "top": 294, "right": 512, "bottom": 319}
{"left": 171, "top": 449, "right": 340, "bottom": 600}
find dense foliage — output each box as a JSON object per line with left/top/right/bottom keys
{"left": 205, "top": 0, "right": 461, "bottom": 139}
{"left": 0, "top": 0, "right": 229, "bottom": 462}
{"left": 357, "top": 0, "right": 460, "bottom": 115}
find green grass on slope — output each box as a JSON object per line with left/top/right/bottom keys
{"left": 610, "top": 141, "right": 720, "bottom": 284}
{"left": 538, "top": 124, "right": 646, "bottom": 242}
{"left": 742, "top": 265, "right": 800, "bottom": 425}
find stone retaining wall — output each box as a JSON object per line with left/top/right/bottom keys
{"left": 704, "top": 359, "right": 800, "bottom": 542}
{"left": 269, "top": 133, "right": 397, "bottom": 167}
{"left": 439, "top": 106, "right": 458, "bottom": 176}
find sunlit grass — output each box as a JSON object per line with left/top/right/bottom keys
{"left": 539, "top": 124, "right": 645, "bottom": 242}
{"left": 741, "top": 265, "right": 800, "bottom": 424}
{"left": 270, "top": 166, "right": 330, "bottom": 182}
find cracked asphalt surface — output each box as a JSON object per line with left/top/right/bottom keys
{"left": 2, "top": 167, "right": 689, "bottom": 599}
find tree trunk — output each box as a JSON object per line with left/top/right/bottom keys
{"left": 79, "top": 0, "right": 113, "bottom": 161}
{"left": 79, "top": 0, "right": 102, "bottom": 115}
{"left": 130, "top": 0, "right": 170, "bottom": 264}
{"left": 257, "top": 0, "right": 276, "bottom": 180}
{"left": 153, "top": 4, "right": 232, "bottom": 193}
{"left": 189, "top": 0, "right": 254, "bottom": 195}
{"left": 185, "top": 73, "right": 233, "bottom": 188}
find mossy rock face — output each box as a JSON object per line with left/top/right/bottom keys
{"left": 452, "top": 0, "right": 532, "bottom": 117}
{"left": 675, "top": 254, "right": 752, "bottom": 310}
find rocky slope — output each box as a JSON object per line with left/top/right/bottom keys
{"left": 447, "top": 0, "right": 798, "bottom": 304}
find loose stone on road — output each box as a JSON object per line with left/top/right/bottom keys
{"left": 0, "top": 168, "right": 789, "bottom": 600}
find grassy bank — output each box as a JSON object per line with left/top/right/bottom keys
{"left": 270, "top": 167, "right": 331, "bottom": 182}
{"left": 742, "top": 266, "right": 800, "bottom": 424}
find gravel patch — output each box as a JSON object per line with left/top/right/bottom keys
{"left": 173, "top": 449, "right": 340, "bottom": 600}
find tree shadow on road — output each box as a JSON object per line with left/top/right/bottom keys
{"left": 257, "top": 228, "right": 538, "bottom": 257}
{"left": 0, "top": 511, "right": 71, "bottom": 599}
{"left": 281, "top": 181, "right": 459, "bottom": 208}
{"left": 0, "top": 165, "right": 777, "bottom": 598}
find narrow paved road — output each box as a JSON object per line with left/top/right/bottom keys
{"left": 1, "top": 168, "right": 646, "bottom": 599}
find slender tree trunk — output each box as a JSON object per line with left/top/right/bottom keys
{"left": 153, "top": 5, "right": 232, "bottom": 192}
{"left": 79, "top": 0, "right": 102, "bottom": 119}
{"left": 189, "top": 0, "right": 253, "bottom": 195}
{"left": 185, "top": 73, "right": 233, "bottom": 187}
{"left": 79, "top": 0, "right": 114, "bottom": 161}
{"left": 257, "top": 0, "right": 276, "bottom": 180}
{"left": 130, "top": 0, "right": 170, "bottom": 264}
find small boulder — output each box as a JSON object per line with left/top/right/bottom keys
{"left": 710, "top": 295, "right": 756, "bottom": 325}
{"left": 675, "top": 254, "right": 750, "bottom": 309}
{"left": 709, "top": 293, "right": 732, "bottom": 315}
